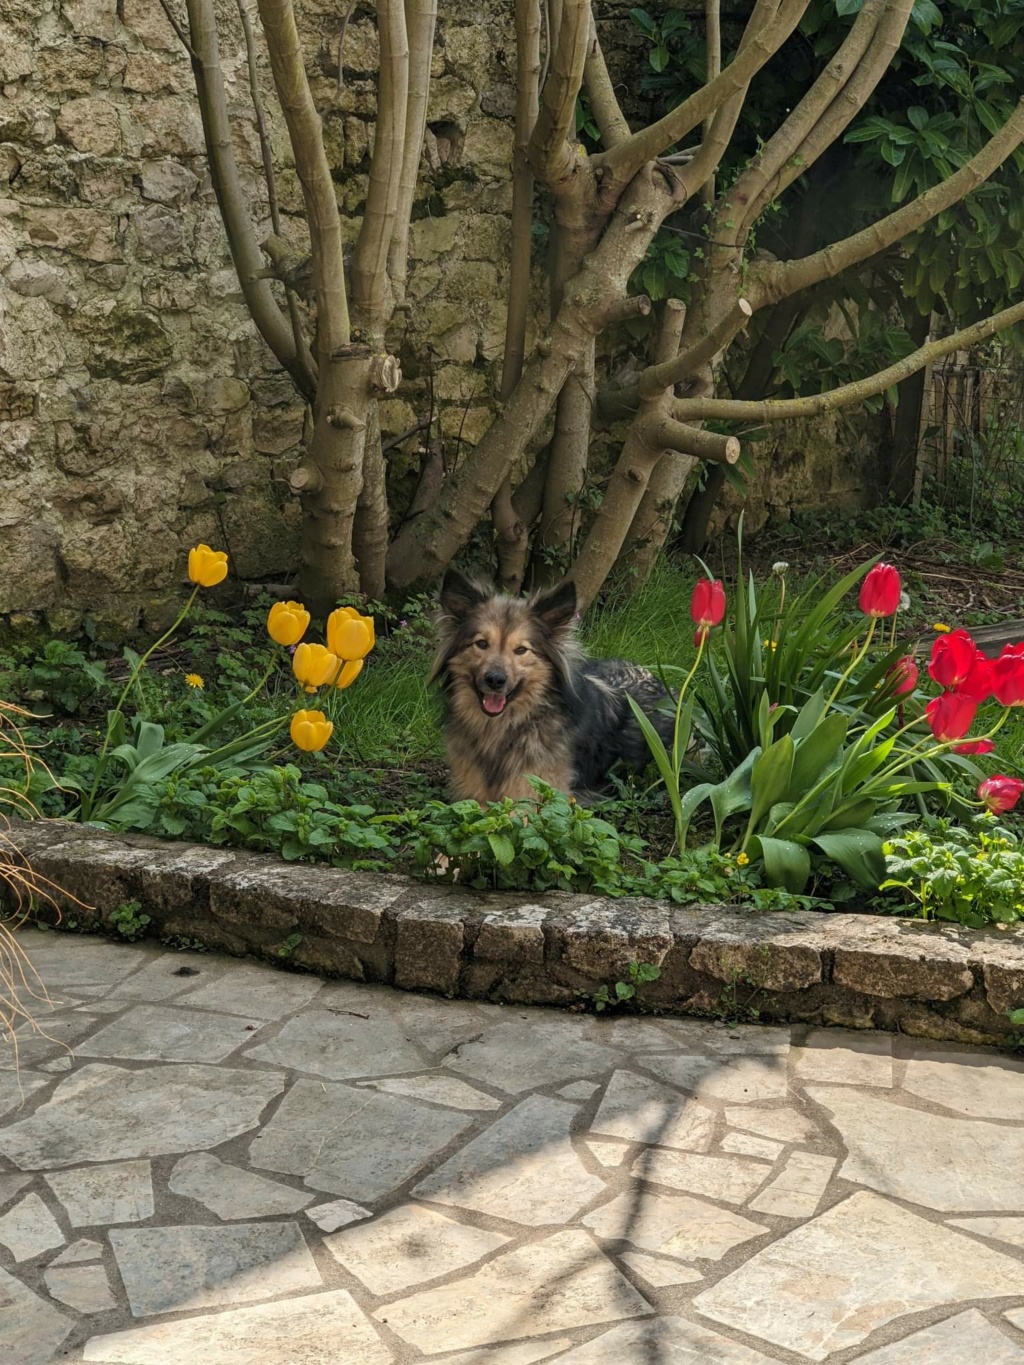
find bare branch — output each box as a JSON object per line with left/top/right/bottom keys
{"left": 184, "top": 0, "right": 313, "bottom": 396}
{"left": 528, "top": 0, "right": 590, "bottom": 190}
{"left": 235, "top": 0, "right": 316, "bottom": 392}
{"left": 601, "top": 297, "right": 752, "bottom": 415}
{"left": 699, "top": 0, "right": 721, "bottom": 205}
{"left": 257, "top": 0, "right": 350, "bottom": 355}
{"left": 335, "top": 0, "right": 357, "bottom": 93}
{"left": 731, "top": 0, "right": 912, "bottom": 240}
{"left": 494, "top": 0, "right": 543, "bottom": 588}
{"left": 351, "top": 0, "right": 409, "bottom": 329}
{"left": 501, "top": 0, "right": 543, "bottom": 398}
{"left": 583, "top": 7, "right": 630, "bottom": 148}
{"left": 158, "top": 0, "right": 197, "bottom": 57}
{"left": 764, "top": 97, "right": 1024, "bottom": 304}
{"left": 387, "top": 0, "right": 436, "bottom": 306}
{"left": 674, "top": 298, "right": 1024, "bottom": 424}
{"left": 649, "top": 416, "right": 740, "bottom": 462}
{"left": 594, "top": 0, "right": 808, "bottom": 197}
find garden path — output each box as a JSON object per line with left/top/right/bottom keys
{"left": 3, "top": 929, "right": 1024, "bottom": 1363}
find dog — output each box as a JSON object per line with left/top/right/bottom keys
{"left": 429, "top": 569, "right": 675, "bottom": 804}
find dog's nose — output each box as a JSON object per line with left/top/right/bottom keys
{"left": 483, "top": 669, "right": 507, "bottom": 691}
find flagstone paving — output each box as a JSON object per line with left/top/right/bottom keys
{"left": 7, "top": 930, "right": 1024, "bottom": 1362}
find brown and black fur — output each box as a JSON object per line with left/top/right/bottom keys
{"left": 429, "top": 569, "right": 675, "bottom": 803}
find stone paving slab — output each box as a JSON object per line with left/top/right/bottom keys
{"left": 5, "top": 928, "right": 1024, "bottom": 1363}
{"left": 10, "top": 818, "right": 1024, "bottom": 1043}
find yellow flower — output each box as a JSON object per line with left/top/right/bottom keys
{"left": 332, "top": 658, "right": 364, "bottom": 690}
{"left": 292, "top": 642, "right": 341, "bottom": 691}
{"left": 933, "top": 622, "right": 951, "bottom": 633}
{"left": 188, "top": 543, "right": 229, "bottom": 588}
{"left": 290, "top": 708, "right": 333, "bottom": 752}
{"left": 267, "top": 600, "right": 310, "bottom": 647}
{"left": 327, "top": 607, "right": 375, "bottom": 660}
{"left": 736, "top": 851, "right": 750, "bottom": 866}
{"left": 185, "top": 673, "right": 204, "bottom": 689}
{"left": 761, "top": 638, "right": 777, "bottom": 652}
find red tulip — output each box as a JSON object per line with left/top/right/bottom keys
{"left": 992, "top": 642, "right": 1024, "bottom": 708}
{"left": 954, "top": 738, "right": 996, "bottom": 756}
{"left": 886, "top": 656, "right": 918, "bottom": 696}
{"left": 928, "top": 628, "right": 977, "bottom": 690}
{"left": 979, "top": 775, "right": 1024, "bottom": 815}
{"left": 859, "top": 563, "right": 901, "bottom": 618}
{"left": 690, "top": 578, "right": 726, "bottom": 634}
{"left": 926, "top": 692, "right": 977, "bottom": 743}
{"left": 957, "top": 650, "right": 993, "bottom": 704}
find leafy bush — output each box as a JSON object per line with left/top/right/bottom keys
{"left": 879, "top": 819, "right": 1024, "bottom": 927}
{"left": 105, "top": 765, "right": 816, "bottom": 907}
{"left": 2, "top": 640, "right": 108, "bottom": 716}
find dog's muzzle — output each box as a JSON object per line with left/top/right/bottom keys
{"left": 478, "top": 683, "right": 519, "bottom": 716}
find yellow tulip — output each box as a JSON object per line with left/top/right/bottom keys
{"left": 292, "top": 642, "right": 340, "bottom": 690}
{"left": 188, "top": 543, "right": 229, "bottom": 588}
{"left": 327, "top": 608, "right": 375, "bottom": 660}
{"left": 267, "top": 600, "right": 311, "bottom": 647}
{"left": 333, "top": 658, "right": 364, "bottom": 689}
{"left": 290, "top": 709, "right": 333, "bottom": 752}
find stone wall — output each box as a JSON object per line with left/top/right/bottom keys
{"left": 0, "top": 0, "right": 523, "bottom": 632}
{"left": 0, "top": 0, "right": 883, "bottom": 633}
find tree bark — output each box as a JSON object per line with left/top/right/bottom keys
{"left": 387, "top": 0, "right": 437, "bottom": 306}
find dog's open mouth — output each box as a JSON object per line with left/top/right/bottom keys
{"left": 478, "top": 685, "right": 518, "bottom": 716}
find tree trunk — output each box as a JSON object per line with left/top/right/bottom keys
{"left": 353, "top": 403, "right": 389, "bottom": 598}
{"left": 532, "top": 340, "right": 596, "bottom": 582}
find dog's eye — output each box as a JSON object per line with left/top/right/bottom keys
{"left": 474, "top": 639, "right": 488, "bottom": 650}
{"left": 513, "top": 645, "right": 529, "bottom": 656}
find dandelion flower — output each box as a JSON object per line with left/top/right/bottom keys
{"left": 185, "top": 673, "right": 204, "bottom": 689}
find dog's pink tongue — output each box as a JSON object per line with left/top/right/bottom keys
{"left": 482, "top": 693, "right": 507, "bottom": 715}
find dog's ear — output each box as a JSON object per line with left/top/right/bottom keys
{"left": 531, "top": 579, "right": 578, "bottom": 632}
{"left": 439, "top": 568, "right": 489, "bottom": 620}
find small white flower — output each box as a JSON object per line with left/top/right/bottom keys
{"left": 771, "top": 561, "right": 789, "bottom": 576}
{"left": 899, "top": 592, "right": 911, "bottom": 612}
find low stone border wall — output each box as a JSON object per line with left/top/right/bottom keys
{"left": 7, "top": 819, "right": 1024, "bottom": 1044}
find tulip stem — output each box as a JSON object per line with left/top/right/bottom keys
{"left": 672, "top": 631, "right": 707, "bottom": 776}
{"left": 84, "top": 585, "right": 200, "bottom": 818}
{"left": 827, "top": 617, "right": 877, "bottom": 706}
{"left": 239, "top": 653, "right": 280, "bottom": 707}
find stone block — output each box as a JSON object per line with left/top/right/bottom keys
{"left": 132, "top": 204, "right": 184, "bottom": 258}
{"left": 122, "top": 0, "right": 179, "bottom": 49}
{"left": 63, "top": 0, "right": 117, "bottom": 41}
{"left": 208, "top": 858, "right": 405, "bottom": 944}
{"left": 393, "top": 898, "right": 467, "bottom": 994}
{"left": 22, "top": 208, "right": 119, "bottom": 263}
{"left": 833, "top": 940, "right": 974, "bottom": 1002}
{"left": 689, "top": 912, "right": 825, "bottom": 992}
{"left": 139, "top": 159, "right": 198, "bottom": 205}
{"left": 136, "top": 98, "right": 204, "bottom": 157}
{"left": 56, "top": 98, "right": 121, "bottom": 156}
{"left": 558, "top": 899, "right": 672, "bottom": 980}
{"left": 473, "top": 904, "right": 548, "bottom": 963}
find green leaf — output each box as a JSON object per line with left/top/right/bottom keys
{"left": 790, "top": 714, "right": 848, "bottom": 794}
{"left": 751, "top": 836, "right": 811, "bottom": 893}
{"left": 812, "top": 829, "right": 886, "bottom": 889}
{"left": 906, "top": 106, "right": 928, "bottom": 130}
{"left": 748, "top": 735, "right": 795, "bottom": 833}
{"left": 1010, "top": 1009, "right": 1024, "bottom": 1027}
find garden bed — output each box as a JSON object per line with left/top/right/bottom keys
{"left": 9, "top": 817, "right": 1024, "bottom": 1046}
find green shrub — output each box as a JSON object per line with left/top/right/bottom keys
{"left": 879, "top": 818, "right": 1024, "bottom": 926}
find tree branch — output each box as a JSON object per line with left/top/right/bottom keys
{"left": 583, "top": 7, "right": 630, "bottom": 148}
{"left": 183, "top": 0, "right": 312, "bottom": 395}
{"left": 673, "top": 298, "right": 1024, "bottom": 424}
{"left": 494, "top": 0, "right": 544, "bottom": 591}
{"left": 593, "top": 0, "right": 808, "bottom": 197}
{"left": 731, "top": 0, "right": 912, "bottom": 240}
{"left": 649, "top": 416, "right": 740, "bottom": 462}
{"left": 763, "top": 97, "right": 1024, "bottom": 304}
{"left": 600, "top": 297, "right": 752, "bottom": 415}
{"left": 235, "top": 0, "right": 317, "bottom": 393}
{"left": 256, "top": 0, "right": 350, "bottom": 354}
{"left": 528, "top": 0, "right": 590, "bottom": 190}
{"left": 351, "top": 0, "right": 409, "bottom": 331}
{"left": 388, "top": 0, "right": 437, "bottom": 306}
{"left": 699, "top": 0, "right": 721, "bottom": 206}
